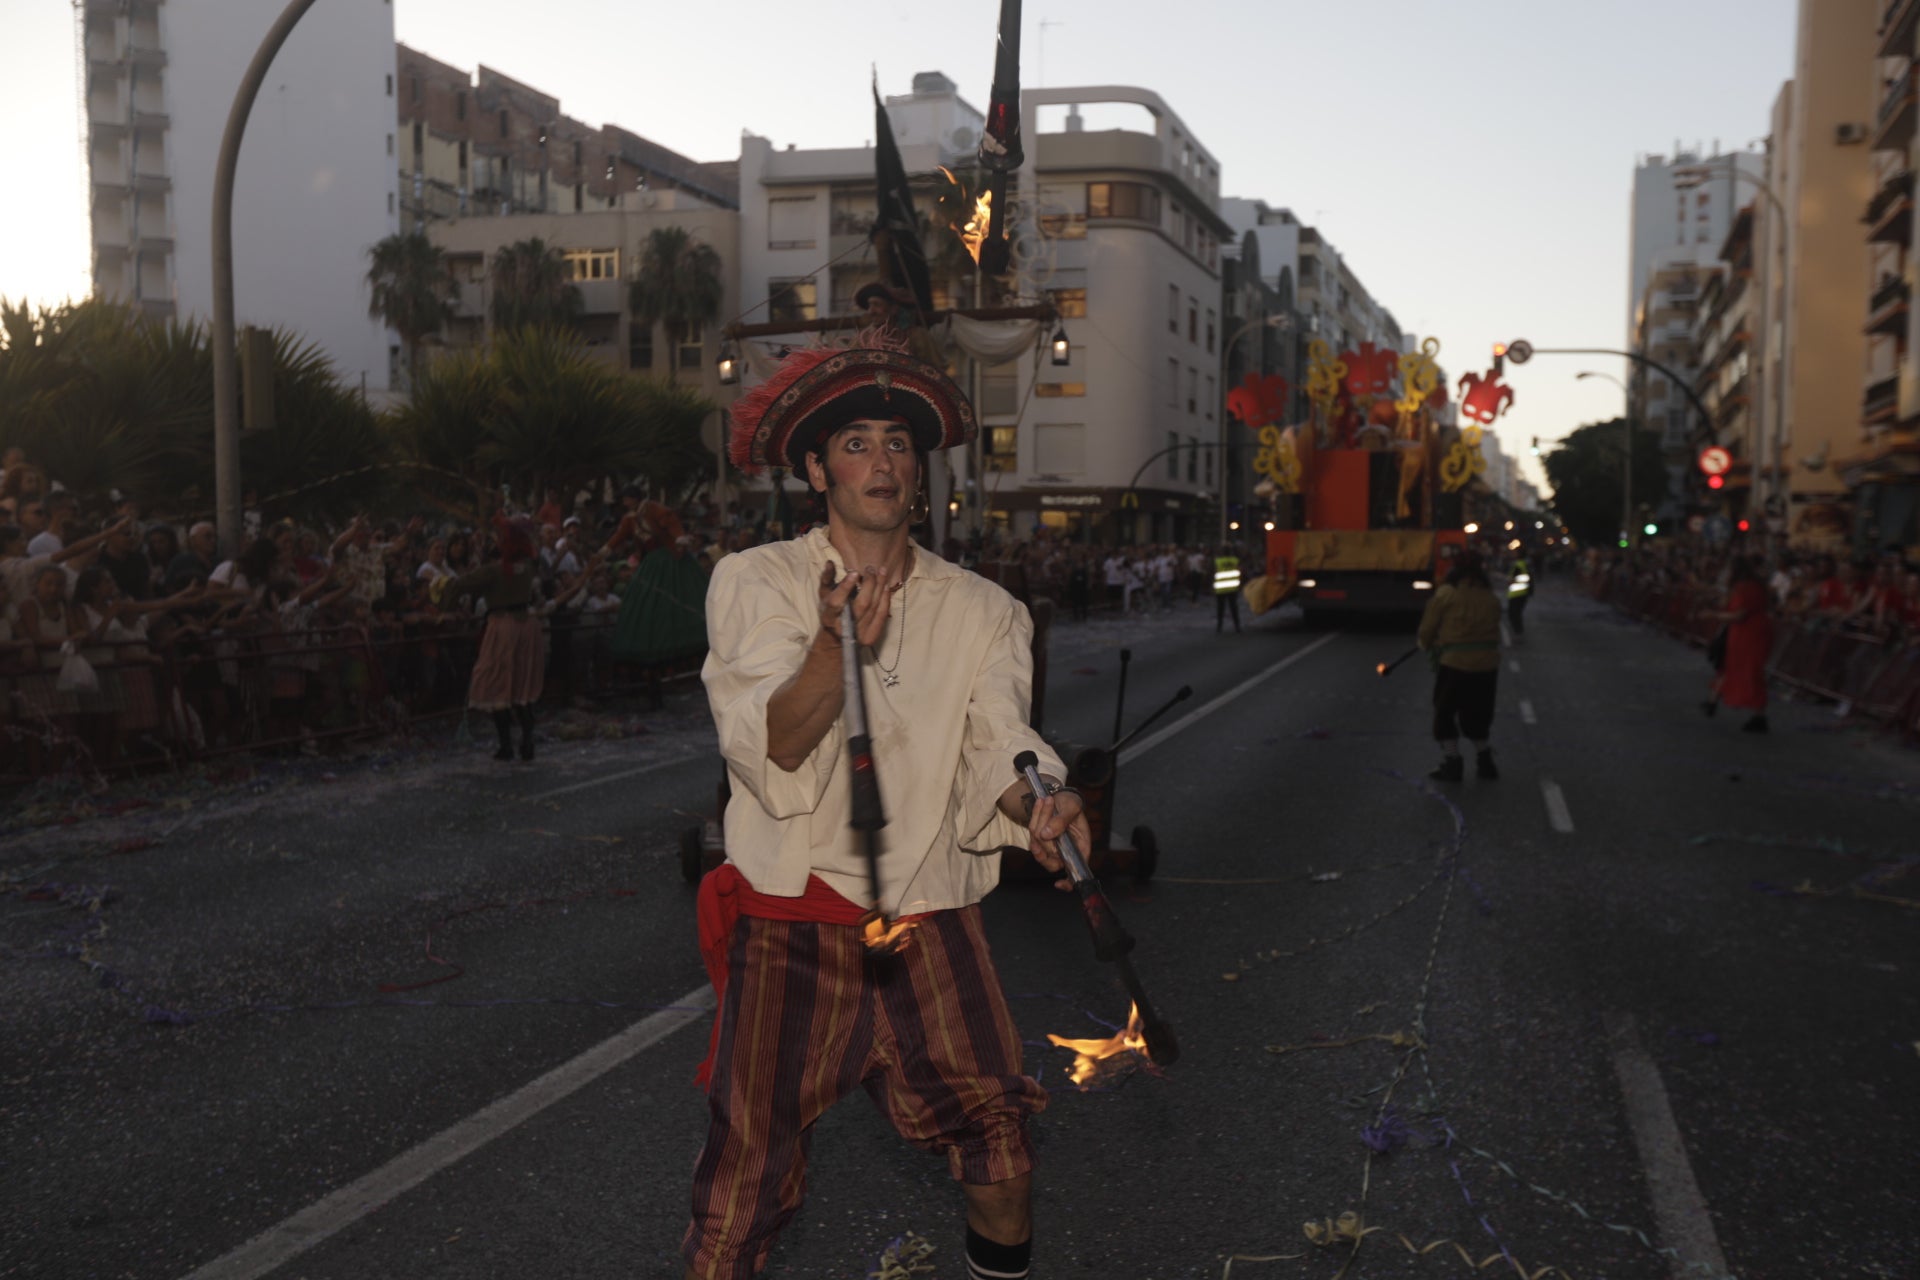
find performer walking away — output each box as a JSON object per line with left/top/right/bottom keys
{"left": 1701, "top": 555, "right": 1772, "bottom": 734}
{"left": 685, "top": 342, "right": 1087, "bottom": 1280}
{"left": 446, "top": 515, "right": 545, "bottom": 761}
{"left": 1505, "top": 550, "right": 1533, "bottom": 641}
{"left": 1418, "top": 550, "right": 1503, "bottom": 780}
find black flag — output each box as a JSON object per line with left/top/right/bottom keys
{"left": 873, "top": 83, "right": 934, "bottom": 316}
{"left": 976, "top": 0, "right": 1022, "bottom": 275}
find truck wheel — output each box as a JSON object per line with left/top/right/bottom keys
{"left": 679, "top": 827, "right": 705, "bottom": 885}
{"left": 1130, "top": 825, "right": 1159, "bottom": 881}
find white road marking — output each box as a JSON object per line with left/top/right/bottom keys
{"left": 1540, "top": 779, "right": 1574, "bottom": 833}
{"left": 1519, "top": 699, "right": 1537, "bottom": 725}
{"left": 1118, "top": 631, "right": 1341, "bottom": 765}
{"left": 526, "top": 752, "right": 705, "bottom": 802}
{"left": 179, "top": 988, "right": 716, "bottom": 1280}
{"left": 1603, "top": 1012, "right": 1731, "bottom": 1279}
{"left": 1500, "top": 621, "right": 1513, "bottom": 647}
{"left": 1507, "top": 658, "right": 1521, "bottom": 674}
{"left": 188, "top": 632, "right": 1347, "bottom": 1278}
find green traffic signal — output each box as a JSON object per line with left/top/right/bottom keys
{"left": 1642, "top": 522, "right": 1658, "bottom": 537}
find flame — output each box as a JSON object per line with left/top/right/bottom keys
{"left": 862, "top": 913, "right": 918, "bottom": 955}
{"left": 1046, "top": 1003, "right": 1147, "bottom": 1086}
{"left": 937, "top": 166, "right": 993, "bottom": 265}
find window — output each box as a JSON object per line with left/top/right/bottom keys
{"left": 1169, "top": 284, "right": 1180, "bottom": 333}
{"left": 981, "top": 361, "right": 1020, "bottom": 416}
{"left": 409, "top": 75, "right": 419, "bottom": 103}
{"left": 1187, "top": 366, "right": 1197, "bottom": 414}
{"left": 386, "top": 133, "right": 394, "bottom": 157}
{"left": 1205, "top": 374, "right": 1215, "bottom": 419}
{"left": 574, "top": 184, "right": 584, "bottom": 213}
{"left": 457, "top": 140, "right": 468, "bottom": 175}
{"left": 1168, "top": 357, "right": 1180, "bottom": 408}
{"left": 386, "top": 191, "right": 395, "bottom": 214}
{"left": 1049, "top": 287, "right": 1087, "bottom": 318}
{"left": 1188, "top": 298, "right": 1198, "bottom": 343}
{"left": 1204, "top": 447, "right": 1215, "bottom": 487}
{"left": 1035, "top": 423, "right": 1085, "bottom": 475}
{"left": 627, "top": 321, "right": 654, "bottom": 371}
{"left": 987, "top": 425, "right": 1018, "bottom": 472}
{"left": 829, "top": 189, "right": 877, "bottom": 237}
{"left": 1167, "top": 431, "right": 1180, "bottom": 478}
{"left": 386, "top": 73, "right": 394, "bottom": 97}
{"left": 410, "top": 122, "right": 422, "bottom": 163}
{"left": 499, "top": 109, "right": 510, "bottom": 139}
{"left": 1086, "top": 181, "right": 1161, "bottom": 223}
{"left": 456, "top": 91, "right": 466, "bottom": 121}
{"left": 767, "top": 277, "right": 818, "bottom": 324}
{"left": 1206, "top": 309, "right": 1216, "bottom": 353}
{"left": 562, "top": 248, "right": 619, "bottom": 281}
{"left": 1035, "top": 382, "right": 1086, "bottom": 397}
{"left": 1187, "top": 436, "right": 1198, "bottom": 482}
{"left": 768, "top": 195, "right": 818, "bottom": 250}
{"left": 674, "top": 321, "right": 703, "bottom": 370}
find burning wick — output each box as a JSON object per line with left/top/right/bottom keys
{"left": 1374, "top": 662, "right": 1389, "bottom": 676}
{"left": 937, "top": 166, "right": 993, "bottom": 265}
{"left": 1046, "top": 1003, "right": 1148, "bottom": 1086}
{"left": 861, "top": 912, "right": 917, "bottom": 955}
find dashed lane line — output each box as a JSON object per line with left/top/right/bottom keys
{"left": 1508, "top": 658, "right": 1522, "bottom": 674}
{"left": 1540, "top": 778, "right": 1575, "bottom": 833}
{"left": 1519, "top": 699, "right": 1537, "bottom": 725}
{"left": 179, "top": 989, "right": 715, "bottom": 1280}
{"left": 1603, "top": 1011, "right": 1731, "bottom": 1279}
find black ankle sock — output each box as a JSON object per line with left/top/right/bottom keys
{"left": 966, "top": 1226, "right": 1031, "bottom": 1280}
{"left": 491, "top": 710, "right": 513, "bottom": 751}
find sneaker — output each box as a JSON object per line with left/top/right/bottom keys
{"left": 1429, "top": 755, "right": 1464, "bottom": 782}
{"left": 1700, "top": 700, "right": 1718, "bottom": 718}
{"left": 1741, "top": 714, "right": 1769, "bottom": 734}
{"left": 1475, "top": 749, "right": 1499, "bottom": 780}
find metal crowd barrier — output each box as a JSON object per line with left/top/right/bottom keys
{"left": 0, "top": 611, "right": 687, "bottom": 783}
{"left": 1585, "top": 569, "right": 1920, "bottom": 740}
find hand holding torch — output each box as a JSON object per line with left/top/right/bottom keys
{"left": 840, "top": 596, "right": 899, "bottom": 952}
{"left": 1014, "top": 750, "right": 1179, "bottom": 1066}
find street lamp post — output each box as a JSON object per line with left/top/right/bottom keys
{"left": 1219, "top": 312, "right": 1290, "bottom": 545}
{"left": 1576, "top": 370, "right": 1634, "bottom": 545}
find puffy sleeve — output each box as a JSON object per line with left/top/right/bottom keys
{"left": 701, "top": 552, "right": 839, "bottom": 820}
{"left": 952, "top": 592, "right": 1065, "bottom": 854}
{"left": 1417, "top": 586, "right": 1448, "bottom": 650}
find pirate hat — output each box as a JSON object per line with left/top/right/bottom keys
{"left": 727, "top": 345, "right": 976, "bottom": 473}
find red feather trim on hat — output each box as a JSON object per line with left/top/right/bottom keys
{"left": 727, "top": 347, "right": 842, "bottom": 473}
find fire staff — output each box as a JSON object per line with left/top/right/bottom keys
{"left": 683, "top": 342, "right": 1089, "bottom": 1280}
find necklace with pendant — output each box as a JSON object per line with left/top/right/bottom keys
{"left": 874, "top": 580, "right": 906, "bottom": 688}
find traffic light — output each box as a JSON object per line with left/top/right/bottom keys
{"left": 1491, "top": 342, "right": 1507, "bottom": 376}
{"left": 1737, "top": 519, "right": 1751, "bottom": 532}
{"left": 1707, "top": 474, "right": 1724, "bottom": 490}
{"left": 1642, "top": 522, "right": 1658, "bottom": 537}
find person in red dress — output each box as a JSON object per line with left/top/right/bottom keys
{"left": 1703, "top": 555, "right": 1773, "bottom": 733}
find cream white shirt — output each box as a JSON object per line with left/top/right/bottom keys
{"left": 703, "top": 527, "right": 1064, "bottom": 916}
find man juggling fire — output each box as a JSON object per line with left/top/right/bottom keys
{"left": 682, "top": 340, "right": 1089, "bottom": 1280}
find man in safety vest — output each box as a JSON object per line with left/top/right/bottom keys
{"left": 1214, "top": 546, "right": 1242, "bottom": 634}
{"left": 1506, "top": 551, "right": 1532, "bottom": 643}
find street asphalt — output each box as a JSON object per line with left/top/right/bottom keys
{"left": 3, "top": 576, "right": 1916, "bottom": 1280}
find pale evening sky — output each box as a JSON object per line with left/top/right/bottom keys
{"left": 0, "top": 0, "right": 1798, "bottom": 492}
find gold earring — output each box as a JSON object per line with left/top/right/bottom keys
{"left": 909, "top": 490, "right": 930, "bottom": 525}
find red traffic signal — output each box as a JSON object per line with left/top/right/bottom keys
{"left": 1707, "top": 474, "right": 1724, "bottom": 490}
{"left": 1737, "top": 519, "right": 1751, "bottom": 532}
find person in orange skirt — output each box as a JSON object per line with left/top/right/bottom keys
{"left": 446, "top": 517, "right": 546, "bottom": 761}
{"left": 1702, "top": 555, "right": 1773, "bottom": 733}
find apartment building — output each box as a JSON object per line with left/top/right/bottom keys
{"left": 1841, "top": 0, "right": 1920, "bottom": 551}
{"left": 81, "top": 0, "right": 398, "bottom": 395}
{"left": 1626, "top": 148, "right": 1766, "bottom": 350}
{"left": 1630, "top": 256, "right": 1709, "bottom": 517}
{"left": 1693, "top": 204, "right": 1758, "bottom": 518}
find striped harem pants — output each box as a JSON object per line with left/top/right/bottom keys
{"left": 682, "top": 904, "right": 1047, "bottom": 1279}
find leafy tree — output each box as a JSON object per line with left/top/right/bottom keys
{"left": 1543, "top": 417, "right": 1669, "bottom": 545}
{"left": 488, "top": 238, "right": 582, "bottom": 333}
{"left": 391, "top": 326, "right": 715, "bottom": 499}
{"left": 365, "top": 231, "right": 456, "bottom": 390}
{"left": 628, "top": 227, "right": 724, "bottom": 380}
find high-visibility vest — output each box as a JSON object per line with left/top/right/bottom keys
{"left": 1508, "top": 558, "right": 1532, "bottom": 599}
{"left": 1213, "top": 555, "right": 1241, "bottom": 595}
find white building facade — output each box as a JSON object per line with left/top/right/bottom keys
{"left": 82, "top": 0, "right": 400, "bottom": 398}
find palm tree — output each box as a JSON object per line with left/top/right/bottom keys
{"left": 365, "top": 231, "right": 456, "bottom": 390}
{"left": 488, "top": 238, "right": 582, "bottom": 333}
{"left": 628, "top": 227, "right": 724, "bottom": 380}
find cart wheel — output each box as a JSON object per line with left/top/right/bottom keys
{"left": 1130, "top": 825, "right": 1159, "bottom": 881}
{"left": 679, "top": 827, "right": 705, "bottom": 885}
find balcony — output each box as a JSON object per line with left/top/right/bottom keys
{"left": 1864, "top": 374, "right": 1900, "bottom": 426}
{"left": 132, "top": 168, "right": 169, "bottom": 195}
{"left": 1880, "top": 0, "right": 1919, "bottom": 57}
{"left": 134, "top": 232, "right": 173, "bottom": 255}
{"left": 1866, "top": 276, "right": 1911, "bottom": 335}
{"left": 131, "top": 108, "right": 168, "bottom": 133}
{"left": 126, "top": 44, "right": 166, "bottom": 71}
{"left": 1875, "top": 63, "right": 1917, "bottom": 153}
{"left": 1867, "top": 168, "right": 1915, "bottom": 245}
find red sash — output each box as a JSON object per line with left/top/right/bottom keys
{"left": 693, "top": 865, "right": 868, "bottom": 1088}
